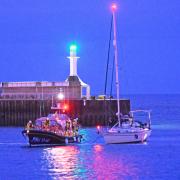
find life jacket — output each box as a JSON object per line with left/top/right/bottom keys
{"left": 65, "top": 121, "right": 71, "bottom": 130}
{"left": 27, "top": 122, "right": 33, "bottom": 129}
{"left": 45, "top": 119, "right": 50, "bottom": 126}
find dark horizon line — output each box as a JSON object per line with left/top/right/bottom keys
{"left": 92, "top": 93, "right": 180, "bottom": 96}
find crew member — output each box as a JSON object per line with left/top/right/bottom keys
{"left": 65, "top": 119, "right": 72, "bottom": 136}
{"left": 26, "top": 120, "right": 33, "bottom": 129}
{"left": 44, "top": 118, "right": 50, "bottom": 130}
{"left": 72, "top": 118, "right": 79, "bottom": 136}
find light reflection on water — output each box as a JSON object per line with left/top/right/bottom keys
{"left": 92, "top": 144, "right": 139, "bottom": 180}
{"left": 42, "top": 146, "right": 80, "bottom": 179}
{"left": 42, "top": 144, "right": 139, "bottom": 180}
{"left": 0, "top": 125, "right": 179, "bottom": 179}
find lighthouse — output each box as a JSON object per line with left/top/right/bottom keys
{"left": 67, "top": 45, "right": 79, "bottom": 76}
{"left": 67, "top": 44, "right": 90, "bottom": 99}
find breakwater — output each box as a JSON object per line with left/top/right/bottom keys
{"left": 0, "top": 99, "right": 130, "bottom": 126}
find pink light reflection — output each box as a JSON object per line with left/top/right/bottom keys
{"left": 92, "top": 144, "right": 139, "bottom": 179}
{"left": 43, "top": 146, "right": 79, "bottom": 176}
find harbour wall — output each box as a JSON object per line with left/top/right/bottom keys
{"left": 0, "top": 99, "right": 130, "bottom": 126}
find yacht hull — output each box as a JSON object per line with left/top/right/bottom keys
{"left": 22, "top": 129, "right": 82, "bottom": 146}
{"left": 103, "top": 129, "right": 151, "bottom": 144}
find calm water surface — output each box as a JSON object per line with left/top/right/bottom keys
{"left": 0, "top": 95, "right": 180, "bottom": 180}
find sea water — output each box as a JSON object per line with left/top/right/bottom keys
{"left": 0, "top": 94, "right": 180, "bottom": 180}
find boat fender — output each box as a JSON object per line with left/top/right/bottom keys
{"left": 65, "top": 138, "right": 68, "bottom": 144}
{"left": 76, "top": 136, "right": 81, "bottom": 143}
{"left": 73, "top": 137, "right": 76, "bottom": 142}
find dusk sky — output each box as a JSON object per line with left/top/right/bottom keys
{"left": 0, "top": 0, "right": 179, "bottom": 95}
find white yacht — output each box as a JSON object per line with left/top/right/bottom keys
{"left": 102, "top": 4, "right": 152, "bottom": 144}
{"left": 103, "top": 110, "right": 151, "bottom": 144}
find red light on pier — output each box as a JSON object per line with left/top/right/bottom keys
{"left": 63, "top": 104, "right": 69, "bottom": 111}
{"left": 97, "top": 125, "right": 101, "bottom": 134}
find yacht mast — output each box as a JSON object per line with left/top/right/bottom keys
{"left": 112, "top": 4, "right": 121, "bottom": 126}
